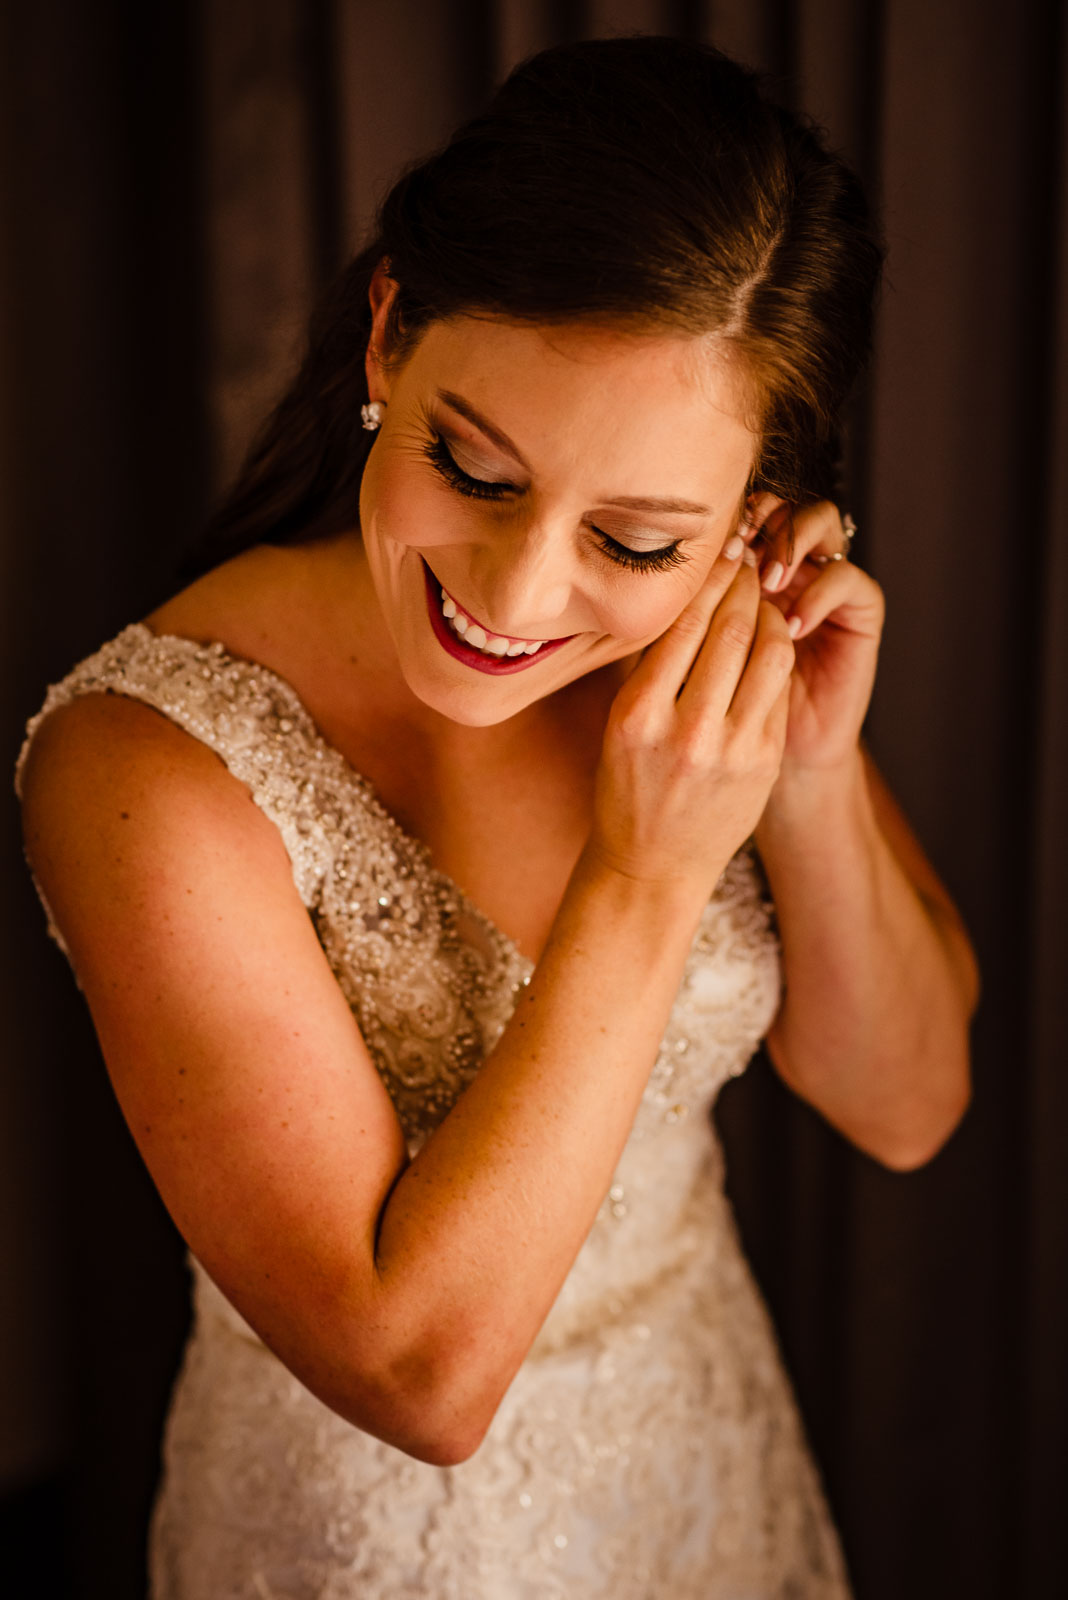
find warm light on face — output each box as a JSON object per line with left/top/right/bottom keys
{"left": 357, "top": 315, "right": 759, "bottom": 727}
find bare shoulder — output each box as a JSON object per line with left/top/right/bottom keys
{"left": 142, "top": 534, "right": 360, "bottom": 676}
{"left": 18, "top": 680, "right": 358, "bottom": 1055}
{"left": 20, "top": 531, "right": 368, "bottom": 978}
{"left": 20, "top": 691, "right": 294, "bottom": 952}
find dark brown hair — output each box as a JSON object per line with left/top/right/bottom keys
{"left": 185, "top": 35, "right": 883, "bottom": 576}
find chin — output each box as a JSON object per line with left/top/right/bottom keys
{"left": 399, "top": 624, "right": 622, "bottom": 726}
{"left": 399, "top": 663, "right": 553, "bottom": 727}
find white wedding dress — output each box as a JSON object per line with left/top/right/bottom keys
{"left": 18, "top": 623, "right": 853, "bottom": 1599}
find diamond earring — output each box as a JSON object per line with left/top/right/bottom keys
{"left": 361, "top": 400, "right": 386, "bottom": 432}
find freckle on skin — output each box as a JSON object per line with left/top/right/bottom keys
{"left": 178, "top": 1068, "right": 186, "bottom": 1076}
{"left": 120, "top": 811, "right": 130, "bottom": 820}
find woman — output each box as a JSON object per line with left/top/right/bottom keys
{"left": 16, "top": 35, "right": 977, "bottom": 1600}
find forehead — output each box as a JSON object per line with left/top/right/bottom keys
{"left": 404, "top": 315, "right": 760, "bottom": 487}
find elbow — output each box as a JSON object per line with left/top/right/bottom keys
{"left": 333, "top": 1384, "right": 491, "bottom": 1467}
{"left": 410, "top": 1418, "right": 490, "bottom": 1468}
{"left": 331, "top": 1340, "right": 498, "bottom": 1467}
{"left": 387, "top": 1375, "right": 494, "bottom": 1466}
{"left": 876, "top": 1070, "right": 973, "bottom": 1174}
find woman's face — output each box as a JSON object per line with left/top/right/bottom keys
{"left": 358, "top": 287, "right": 760, "bottom": 728}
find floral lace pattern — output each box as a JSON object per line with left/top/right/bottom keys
{"left": 17, "top": 624, "right": 853, "bottom": 1599}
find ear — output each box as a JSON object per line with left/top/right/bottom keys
{"left": 364, "top": 260, "right": 400, "bottom": 403}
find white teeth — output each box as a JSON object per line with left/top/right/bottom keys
{"left": 440, "top": 588, "right": 549, "bottom": 657}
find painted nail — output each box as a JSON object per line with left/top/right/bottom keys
{"left": 763, "top": 560, "right": 785, "bottom": 592}
{"left": 723, "top": 532, "right": 745, "bottom": 560}
{"left": 742, "top": 547, "right": 759, "bottom": 567}
{"left": 787, "top": 615, "right": 802, "bottom": 639}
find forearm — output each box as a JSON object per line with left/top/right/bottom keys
{"left": 753, "top": 746, "right": 973, "bottom": 1170}
{"left": 360, "top": 847, "right": 708, "bottom": 1456}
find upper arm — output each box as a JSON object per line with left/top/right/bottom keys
{"left": 861, "top": 744, "right": 981, "bottom": 1016}
{"left": 20, "top": 693, "right": 409, "bottom": 1420}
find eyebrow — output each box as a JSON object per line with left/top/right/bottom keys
{"left": 437, "top": 390, "right": 531, "bottom": 468}
{"left": 435, "top": 388, "right": 713, "bottom": 517}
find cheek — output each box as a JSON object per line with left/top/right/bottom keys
{"left": 590, "top": 562, "right": 711, "bottom": 648}
{"left": 360, "top": 448, "right": 470, "bottom": 555}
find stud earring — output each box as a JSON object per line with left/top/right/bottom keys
{"left": 361, "top": 400, "right": 386, "bottom": 431}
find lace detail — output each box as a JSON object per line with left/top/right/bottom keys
{"left": 17, "top": 624, "right": 853, "bottom": 1599}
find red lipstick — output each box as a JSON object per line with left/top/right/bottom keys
{"left": 422, "top": 560, "right": 575, "bottom": 676}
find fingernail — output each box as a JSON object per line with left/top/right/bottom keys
{"left": 742, "top": 547, "right": 759, "bottom": 567}
{"left": 787, "top": 615, "right": 802, "bottom": 638}
{"left": 723, "top": 533, "right": 744, "bottom": 560}
{"left": 763, "top": 560, "right": 785, "bottom": 592}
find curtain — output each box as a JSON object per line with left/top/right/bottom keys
{"left": 1, "top": 2, "right": 1064, "bottom": 1595}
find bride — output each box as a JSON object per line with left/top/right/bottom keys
{"left": 16, "top": 35, "right": 977, "bottom": 1599}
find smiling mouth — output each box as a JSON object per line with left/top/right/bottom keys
{"left": 421, "top": 560, "right": 576, "bottom": 676}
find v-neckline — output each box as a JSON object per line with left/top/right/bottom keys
{"left": 134, "top": 623, "right": 536, "bottom": 976}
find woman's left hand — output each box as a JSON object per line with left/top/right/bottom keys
{"left": 745, "top": 494, "right": 885, "bottom": 776}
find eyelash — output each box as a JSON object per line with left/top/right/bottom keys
{"left": 422, "top": 434, "right": 686, "bottom": 575}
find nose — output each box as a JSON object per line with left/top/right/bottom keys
{"left": 469, "top": 521, "right": 586, "bottom": 640}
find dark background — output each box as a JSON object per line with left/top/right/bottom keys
{"left": 1, "top": 2, "right": 1065, "bottom": 1597}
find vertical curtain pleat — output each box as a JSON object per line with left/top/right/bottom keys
{"left": 202, "top": 0, "right": 318, "bottom": 488}
{"left": 333, "top": 0, "right": 491, "bottom": 256}
{"left": 1023, "top": 12, "right": 1068, "bottom": 1589}
{"left": 492, "top": 0, "right": 576, "bottom": 72}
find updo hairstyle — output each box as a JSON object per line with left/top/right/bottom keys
{"left": 190, "top": 35, "right": 883, "bottom": 575}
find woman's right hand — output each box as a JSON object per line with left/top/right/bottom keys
{"left": 589, "top": 543, "right": 795, "bottom": 892}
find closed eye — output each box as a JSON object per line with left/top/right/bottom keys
{"left": 422, "top": 434, "right": 687, "bottom": 575}
{"left": 423, "top": 433, "right": 517, "bottom": 500}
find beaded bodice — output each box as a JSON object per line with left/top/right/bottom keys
{"left": 17, "top": 624, "right": 780, "bottom": 1143}
{"left": 16, "top": 623, "right": 852, "bottom": 1599}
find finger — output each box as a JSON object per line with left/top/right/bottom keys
{"left": 622, "top": 530, "right": 750, "bottom": 705}
{"left": 724, "top": 597, "right": 795, "bottom": 725}
{"left": 742, "top": 492, "right": 788, "bottom": 552}
{"left": 758, "top": 500, "right": 845, "bottom": 595}
{"left": 764, "top": 667, "right": 792, "bottom": 747}
{"left": 782, "top": 561, "right": 884, "bottom": 642}
{"left": 674, "top": 554, "right": 764, "bottom": 722}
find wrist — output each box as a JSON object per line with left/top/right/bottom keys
{"left": 570, "top": 839, "right": 711, "bottom": 934}
{"left": 756, "top": 745, "right": 870, "bottom": 848}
